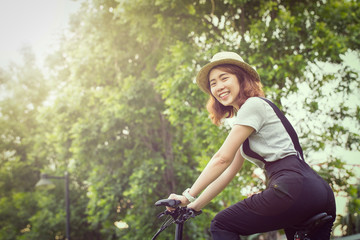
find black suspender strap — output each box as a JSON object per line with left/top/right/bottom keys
{"left": 243, "top": 97, "right": 305, "bottom": 162}
{"left": 259, "top": 97, "right": 304, "bottom": 161}
{"left": 243, "top": 139, "right": 266, "bottom": 163}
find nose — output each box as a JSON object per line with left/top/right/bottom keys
{"left": 215, "top": 82, "right": 225, "bottom": 92}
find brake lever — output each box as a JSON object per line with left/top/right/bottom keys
{"left": 175, "top": 208, "right": 202, "bottom": 223}
{"left": 156, "top": 211, "right": 167, "bottom": 218}
{"left": 157, "top": 209, "right": 176, "bottom": 218}
{"left": 188, "top": 208, "right": 202, "bottom": 217}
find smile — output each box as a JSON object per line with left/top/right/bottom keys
{"left": 219, "top": 92, "right": 230, "bottom": 99}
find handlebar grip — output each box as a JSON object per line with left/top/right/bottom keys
{"left": 155, "top": 199, "right": 181, "bottom": 208}
{"left": 191, "top": 209, "right": 202, "bottom": 216}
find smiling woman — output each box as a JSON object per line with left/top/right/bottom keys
{"left": 0, "top": 0, "right": 80, "bottom": 67}
{"left": 166, "top": 51, "right": 336, "bottom": 240}
{"left": 201, "top": 53, "right": 264, "bottom": 126}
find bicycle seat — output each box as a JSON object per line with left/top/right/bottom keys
{"left": 294, "top": 212, "right": 333, "bottom": 232}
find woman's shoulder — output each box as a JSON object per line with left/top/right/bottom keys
{"left": 233, "top": 97, "right": 268, "bottom": 131}
{"left": 242, "top": 97, "right": 267, "bottom": 108}
{"left": 237, "top": 97, "right": 267, "bottom": 116}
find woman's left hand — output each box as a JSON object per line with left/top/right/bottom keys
{"left": 167, "top": 193, "right": 189, "bottom": 211}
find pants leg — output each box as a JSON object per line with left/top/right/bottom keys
{"left": 210, "top": 157, "right": 336, "bottom": 240}
{"left": 210, "top": 193, "right": 298, "bottom": 239}
{"left": 210, "top": 201, "right": 285, "bottom": 240}
{"left": 210, "top": 228, "right": 241, "bottom": 240}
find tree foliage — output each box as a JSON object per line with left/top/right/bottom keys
{"left": 0, "top": 0, "right": 359, "bottom": 239}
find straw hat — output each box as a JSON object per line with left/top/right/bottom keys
{"left": 196, "top": 52, "right": 260, "bottom": 94}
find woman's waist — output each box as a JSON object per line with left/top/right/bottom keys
{"left": 264, "top": 155, "right": 306, "bottom": 179}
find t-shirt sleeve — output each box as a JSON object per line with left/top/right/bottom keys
{"left": 232, "top": 97, "right": 266, "bottom": 132}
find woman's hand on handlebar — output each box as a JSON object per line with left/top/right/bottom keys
{"left": 167, "top": 193, "right": 202, "bottom": 212}
{"left": 167, "top": 193, "right": 189, "bottom": 211}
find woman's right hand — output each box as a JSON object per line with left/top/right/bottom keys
{"left": 187, "top": 202, "right": 201, "bottom": 212}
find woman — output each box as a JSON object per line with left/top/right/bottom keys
{"left": 168, "top": 52, "right": 336, "bottom": 239}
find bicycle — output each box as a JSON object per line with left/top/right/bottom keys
{"left": 151, "top": 199, "right": 202, "bottom": 240}
{"left": 151, "top": 199, "right": 332, "bottom": 240}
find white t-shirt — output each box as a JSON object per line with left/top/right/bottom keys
{"left": 231, "top": 97, "right": 297, "bottom": 168}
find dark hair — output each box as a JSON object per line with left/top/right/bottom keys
{"left": 206, "top": 64, "right": 264, "bottom": 126}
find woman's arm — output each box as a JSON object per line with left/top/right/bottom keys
{"left": 187, "top": 148, "right": 245, "bottom": 211}
{"left": 187, "top": 125, "right": 253, "bottom": 198}
{"left": 167, "top": 125, "right": 253, "bottom": 207}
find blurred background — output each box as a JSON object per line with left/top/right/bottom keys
{"left": 0, "top": 0, "right": 359, "bottom": 239}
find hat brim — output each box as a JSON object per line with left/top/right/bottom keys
{"left": 196, "top": 59, "right": 260, "bottom": 94}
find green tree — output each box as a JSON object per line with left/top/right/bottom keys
{"left": 335, "top": 183, "right": 360, "bottom": 236}
{"left": 0, "top": 0, "right": 359, "bottom": 239}
{"left": 0, "top": 48, "right": 50, "bottom": 239}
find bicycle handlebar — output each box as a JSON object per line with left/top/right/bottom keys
{"left": 155, "top": 199, "right": 181, "bottom": 208}
{"left": 151, "top": 199, "right": 202, "bottom": 240}
{"left": 154, "top": 199, "right": 202, "bottom": 221}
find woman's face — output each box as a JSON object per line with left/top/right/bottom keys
{"left": 209, "top": 68, "right": 241, "bottom": 109}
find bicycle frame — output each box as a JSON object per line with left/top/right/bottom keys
{"left": 175, "top": 220, "right": 184, "bottom": 240}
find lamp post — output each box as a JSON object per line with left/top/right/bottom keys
{"left": 36, "top": 172, "right": 70, "bottom": 240}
